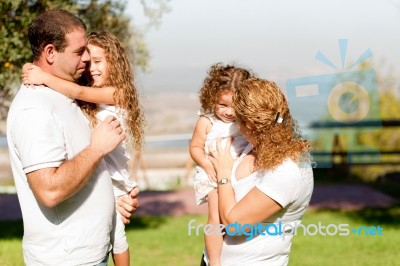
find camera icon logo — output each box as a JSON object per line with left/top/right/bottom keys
{"left": 286, "top": 39, "right": 382, "bottom": 167}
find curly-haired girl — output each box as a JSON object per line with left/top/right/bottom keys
{"left": 189, "top": 63, "right": 251, "bottom": 266}
{"left": 209, "top": 77, "right": 314, "bottom": 265}
{"left": 22, "top": 31, "right": 144, "bottom": 266}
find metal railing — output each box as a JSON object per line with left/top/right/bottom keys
{"left": 308, "top": 119, "right": 400, "bottom": 168}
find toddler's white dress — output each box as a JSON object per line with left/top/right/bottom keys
{"left": 193, "top": 112, "right": 248, "bottom": 205}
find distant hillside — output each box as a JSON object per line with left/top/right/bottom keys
{"left": 141, "top": 91, "right": 200, "bottom": 136}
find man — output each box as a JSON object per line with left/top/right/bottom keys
{"left": 7, "top": 9, "right": 138, "bottom": 265}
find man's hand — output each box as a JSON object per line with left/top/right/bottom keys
{"left": 116, "top": 186, "right": 140, "bottom": 224}
{"left": 89, "top": 115, "right": 126, "bottom": 157}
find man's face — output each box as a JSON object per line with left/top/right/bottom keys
{"left": 53, "top": 29, "right": 90, "bottom": 82}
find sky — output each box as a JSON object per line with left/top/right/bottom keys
{"left": 126, "top": 0, "right": 400, "bottom": 95}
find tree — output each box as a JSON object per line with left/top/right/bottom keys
{"left": 0, "top": 0, "right": 170, "bottom": 119}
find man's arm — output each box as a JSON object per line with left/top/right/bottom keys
{"left": 27, "top": 115, "right": 125, "bottom": 208}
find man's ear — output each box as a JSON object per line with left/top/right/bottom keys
{"left": 43, "top": 44, "right": 56, "bottom": 64}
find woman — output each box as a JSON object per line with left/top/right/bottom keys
{"left": 209, "top": 77, "right": 314, "bottom": 265}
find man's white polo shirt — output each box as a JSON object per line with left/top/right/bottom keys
{"left": 7, "top": 85, "right": 115, "bottom": 265}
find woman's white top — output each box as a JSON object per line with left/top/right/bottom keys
{"left": 220, "top": 144, "right": 314, "bottom": 266}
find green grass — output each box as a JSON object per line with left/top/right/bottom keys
{"left": 290, "top": 206, "right": 400, "bottom": 266}
{"left": 1, "top": 207, "right": 399, "bottom": 266}
{"left": 0, "top": 220, "right": 24, "bottom": 264}
{"left": 119, "top": 215, "right": 206, "bottom": 266}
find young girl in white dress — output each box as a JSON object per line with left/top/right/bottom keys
{"left": 189, "top": 63, "right": 252, "bottom": 266}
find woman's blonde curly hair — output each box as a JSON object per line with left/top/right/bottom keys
{"left": 199, "top": 63, "right": 252, "bottom": 114}
{"left": 78, "top": 31, "right": 145, "bottom": 151}
{"left": 233, "top": 77, "right": 311, "bottom": 170}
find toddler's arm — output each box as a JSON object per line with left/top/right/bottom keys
{"left": 189, "top": 116, "right": 216, "bottom": 182}
{"left": 22, "top": 63, "right": 115, "bottom": 104}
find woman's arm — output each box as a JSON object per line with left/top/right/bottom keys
{"left": 218, "top": 185, "right": 282, "bottom": 226}
{"left": 209, "top": 138, "right": 282, "bottom": 226}
{"left": 189, "top": 116, "right": 217, "bottom": 182}
{"left": 22, "top": 63, "right": 115, "bottom": 104}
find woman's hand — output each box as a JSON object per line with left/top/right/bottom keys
{"left": 208, "top": 137, "right": 234, "bottom": 182}
{"left": 203, "top": 161, "right": 217, "bottom": 183}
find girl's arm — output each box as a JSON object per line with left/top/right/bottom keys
{"left": 22, "top": 63, "right": 115, "bottom": 104}
{"left": 204, "top": 189, "right": 222, "bottom": 266}
{"left": 189, "top": 116, "right": 217, "bottom": 182}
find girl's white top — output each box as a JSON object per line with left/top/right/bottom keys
{"left": 193, "top": 112, "right": 248, "bottom": 205}
{"left": 97, "top": 104, "right": 137, "bottom": 197}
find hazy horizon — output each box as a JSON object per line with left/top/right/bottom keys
{"left": 128, "top": 0, "right": 400, "bottom": 96}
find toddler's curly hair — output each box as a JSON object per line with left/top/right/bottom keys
{"left": 199, "top": 63, "right": 252, "bottom": 114}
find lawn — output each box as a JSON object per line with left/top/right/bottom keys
{"left": 1, "top": 205, "right": 399, "bottom": 266}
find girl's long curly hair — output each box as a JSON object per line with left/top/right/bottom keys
{"left": 233, "top": 77, "right": 311, "bottom": 170}
{"left": 199, "top": 63, "right": 252, "bottom": 113}
{"left": 78, "top": 31, "right": 145, "bottom": 151}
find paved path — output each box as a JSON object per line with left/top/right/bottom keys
{"left": 0, "top": 184, "right": 397, "bottom": 221}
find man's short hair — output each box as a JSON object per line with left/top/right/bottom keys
{"left": 28, "top": 9, "right": 87, "bottom": 62}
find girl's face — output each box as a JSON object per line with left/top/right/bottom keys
{"left": 214, "top": 91, "right": 235, "bottom": 123}
{"left": 88, "top": 44, "right": 108, "bottom": 86}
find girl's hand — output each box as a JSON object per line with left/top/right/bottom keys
{"left": 208, "top": 137, "right": 234, "bottom": 182}
{"left": 22, "top": 63, "right": 46, "bottom": 86}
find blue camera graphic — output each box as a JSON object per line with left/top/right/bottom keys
{"left": 286, "top": 40, "right": 382, "bottom": 168}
